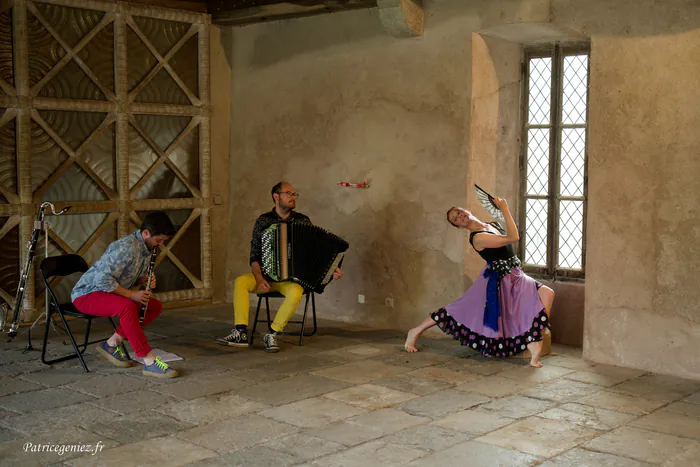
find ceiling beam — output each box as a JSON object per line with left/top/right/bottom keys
{"left": 125, "top": 0, "right": 208, "bottom": 13}
{"left": 208, "top": 0, "right": 377, "bottom": 26}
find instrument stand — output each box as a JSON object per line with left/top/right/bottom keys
{"left": 21, "top": 219, "right": 66, "bottom": 353}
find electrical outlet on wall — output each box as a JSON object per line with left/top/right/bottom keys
{"left": 385, "top": 297, "right": 394, "bottom": 308}
{"left": 358, "top": 294, "right": 365, "bottom": 304}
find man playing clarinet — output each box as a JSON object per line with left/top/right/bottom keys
{"left": 71, "top": 211, "right": 179, "bottom": 378}
{"left": 216, "top": 182, "right": 342, "bottom": 353}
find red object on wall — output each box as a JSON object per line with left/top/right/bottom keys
{"left": 337, "top": 180, "right": 369, "bottom": 188}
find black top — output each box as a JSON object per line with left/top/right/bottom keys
{"left": 469, "top": 222, "right": 516, "bottom": 262}
{"left": 249, "top": 209, "right": 311, "bottom": 265}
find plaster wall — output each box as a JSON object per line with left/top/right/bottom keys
{"left": 223, "top": 0, "right": 700, "bottom": 377}
{"left": 210, "top": 25, "right": 232, "bottom": 304}
{"left": 225, "top": 0, "right": 550, "bottom": 330}
{"left": 555, "top": 5, "right": 700, "bottom": 378}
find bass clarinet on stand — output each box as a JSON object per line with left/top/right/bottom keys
{"left": 0, "top": 202, "right": 71, "bottom": 340}
{"left": 140, "top": 246, "right": 158, "bottom": 325}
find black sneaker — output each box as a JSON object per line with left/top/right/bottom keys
{"left": 264, "top": 333, "right": 280, "bottom": 353}
{"left": 216, "top": 329, "right": 249, "bottom": 347}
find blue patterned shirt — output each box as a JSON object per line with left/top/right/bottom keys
{"left": 71, "top": 230, "right": 152, "bottom": 302}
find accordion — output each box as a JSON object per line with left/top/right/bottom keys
{"left": 261, "top": 222, "right": 349, "bottom": 293}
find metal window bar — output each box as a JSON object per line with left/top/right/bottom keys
{"left": 520, "top": 43, "right": 590, "bottom": 281}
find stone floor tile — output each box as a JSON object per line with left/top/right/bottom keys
{"left": 548, "top": 344, "right": 584, "bottom": 358}
{"left": 0, "top": 402, "right": 117, "bottom": 434}
{"left": 176, "top": 414, "right": 299, "bottom": 453}
{"left": 683, "top": 391, "right": 700, "bottom": 405}
{"left": 373, "top": 374, "right": 455, "bottom": 395}
{"left": 540, "top": 355, "right": 596, "bottom": 370}
{"left": 477, "top": 416, "right": 600, "bottom": 457}
{"left": 476, "top": 395, "right": 556, "bottom": 419}
{"left": 0, "top": 360, "right": 48, "bottom": 378}
{"left": 202, "top": 352, "right": 282, "bottom": 371}
{"left": 85, "top": 412, "right": 196, "bottom": 444}
{"left": 299, "top": 335, "right": 367, "bottom": 351}
{"left": 155, "top": 392, "right": 270, "bottom": 425}
{"left": 577, "top": 390, "right": 667, "bottom": 415}
{"left": 66, "top": 435, "right": 216, "bottom": 467}
{"left": 611, "top": 374, "right": 700, "bottom": 402}
{"left": 0, "top": 387, "right": 95, "bottom": 414}
{"left": 303, "top": 420, "right": 386, "bottom": 446}
{"left": 309, "top": 440, "right": 427, "bottom": 467}
{"left": 323, "top": 383, "right": 418, "bottom": 410}
{"left": 565, "top": 370, "right": 641, "bottom": 387}
{"left": 370, "top": 350, "right": 454, "bottom": 369}
{"left": 345, "top": 407, "right": 428, "bottom": 433}
{"left": 150, "top": 372, "right": 251, "bottom": 400}
{"left": 19, "top": 368, "right": 92, "bottom": 387}
{"left": 229, "top": 368, "right": 288, "bottom": 384}
{"left": 404, "top": 440, "right": 542, "bottom": 467}
{"left": 383, "top": 424, "right": 471, "bottom": 451}
{"left": 433, "top": 409, "right": 515, "bottom": 435}
{"left": 4, "top": 307, "right": 700, "bottom": 467}
{"left": 630, "top": 410, "right": 700, "bottom": 440}
{"left": 454, "top": 375, "right": 535, "bottom": 398}
{"left": 257, "top": 355, "right": 342, "bottom": 375}
{"left": 584, "top": 426, "right": 699, "bottom": 464}
{"left": 314, "top": 343, "right": 399, "bottom": 362}
{"left": 661, "top": 401, "right": 700, "bottom": 418}
{"left": 589, "top": 364, "right": 648, "bottom": 379}
{"left": 0, "top": 377, "right": 44, "bottom": 396}
{"left": 519, "top": 379, "right": 602, "bottom": 403}
{"left": 436, "top": 358, "right": 517, "bottom": 376}
{"left": 263, "top": 433, "right": 345, "bottom": 461}
{"left": 497, "top": 364, "right": 576, "bottom": 382}
{"left": 539, "top": 447, "right": 652, "bottom": 466}
{"left": 311, "top": 360, "right": 410, "bottom": 384}
{"left": 235, "top": 374, "right": 350, "bottom": 406}
{"left": 418, "top": 337, "right": 475, "bottom": 358}
{"left": 67, "top": 374, "right": 150, "bottom": 398}
{"left": 260, "top": 396, "right": 366, "bottom": 428}
{"left": 0, "top": 425, "right": 22, "bottom": 443}
{"left": 90, "top": 389, "right": 176, "bottom": 415}
{"left": 397, "top": 388, "right": 490, "bottom": 419}
{"left": 537, "top": 402, "right": 638, "bottom": 431}
{"left": 333, "top": 329, "right": 406, "bottom": 342}
{"left": 405, "top": 366, "right": 482, "bottom": 385}
{"left": 0, "top": 407, "right": 19, "bottom": 419}
{"left": 183, "top": 445, "right": 302, "bottom": 467}
{"left": 663, "top": 442, "right": 700, "bottom": 466}
{"left": 0, "top": 427, "right": 121, "bottom": 466}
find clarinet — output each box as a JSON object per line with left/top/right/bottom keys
{"left": 0, "top": 202, "right": 71, "bottom": 339}
{"left": 139, "top": 246, "right": 158, "bottom": 325}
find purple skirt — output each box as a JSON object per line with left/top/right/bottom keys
{"left": 430, "top": 265, "right": 549, "bottom": 357}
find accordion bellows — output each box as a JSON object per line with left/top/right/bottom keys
{"left": 261, "top": 223, "right": 349, "bottom": 293}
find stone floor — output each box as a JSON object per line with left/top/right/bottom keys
{"left": 1, "top": 304, "right": 700, "bottom": 466}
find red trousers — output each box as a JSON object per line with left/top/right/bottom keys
{"left": 73, "top": 292, "right": 162, "bottom": 358}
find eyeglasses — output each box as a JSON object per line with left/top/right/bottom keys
{"left": 277, "top": 191, "right": 300, "bottom": 198}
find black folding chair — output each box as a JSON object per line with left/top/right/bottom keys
{"left": 40, "top": 254, "right": 130, "bottom": 372}
{"left": 250, "top": 290, "right": 317, "bottom": 346}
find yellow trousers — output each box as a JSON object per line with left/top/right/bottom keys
{"left": 233, "top": 273, "right": 304, "bottom": 333}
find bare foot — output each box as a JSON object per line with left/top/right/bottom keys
{"left": 528, "top": 341, "right": 543, "bottom": 368}
{"left": 404, "top": 328, "right": 420, "bottom": 353}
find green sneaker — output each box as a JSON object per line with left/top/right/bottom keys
{"left": 142, "top": 356, "right": 179, "bottom": 379}
{"left": 96, "top": 341, "right": 132, "bottom": 368}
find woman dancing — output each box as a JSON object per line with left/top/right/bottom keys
{"left": 404, "top": 197, "right": 554, "bottom": 368}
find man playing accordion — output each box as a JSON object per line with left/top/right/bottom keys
{"left": 216, "top": 182, "right": 343, "bottom": 353}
